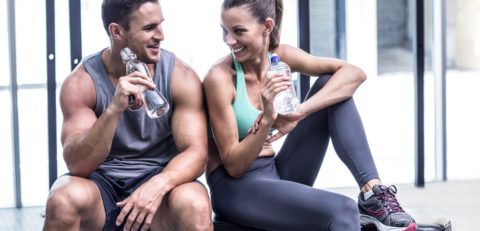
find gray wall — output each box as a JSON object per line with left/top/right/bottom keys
{"left": 377, "top": 0, "right": 410, "bottom": 48}
{"left": 309, "top": 0, "right": 336, "bottom": 58}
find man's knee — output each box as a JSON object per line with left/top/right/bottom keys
{"left": 187, "top": 197, "right": 212, "bottom": 231}
{"left": 45, "top": 177, "right": 99, "bottom": 220}
{"left": 169, "top": 183, "right": 212, "bottom": 231}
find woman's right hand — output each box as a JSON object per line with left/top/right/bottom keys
{"left": 262, "top": 73, "right": 292, "bottom": 121}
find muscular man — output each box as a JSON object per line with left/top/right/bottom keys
{"left": 43, "top": 1, "right": 212, "bottom": 230}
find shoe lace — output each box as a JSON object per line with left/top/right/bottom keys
{"left": 376, "top": 185, "right": 405, "bottom": 213}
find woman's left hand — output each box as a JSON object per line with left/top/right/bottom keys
{"left": 247, "top": 109, "right": 303, "bottom": 142}
{"left": 267, "top": 111, "right": 302, "bottom": 143}
{"left": 247, "top": 112, "right": 263, "bottom": 135}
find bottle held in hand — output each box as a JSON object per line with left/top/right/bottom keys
{"left": 120, "top": 47, "right": 169, "bottom": 118}
{"left": 266, "top": 53, "right": 298, "bottom": 115}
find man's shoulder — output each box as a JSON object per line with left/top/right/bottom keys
{"left": 171, "top": 56, "right": 198, "bottom": 82}
{"left": 82, "top": 49, "right": 105, "bottom": 65}
{"left": 60, "top": 62, "right": 96, "bottom": 109}
{"left": 160, "top": 48, "right": 175, "bottom": 58}
{"left": 62, "top": 54, "right": 96, "bottom": 97}
{"left": 69, "top": 48, "right": 112, "bottom": 84}
{"left": 66, "top": 63, "right": 90, "bottom": 83}
{"left": 170, "top": 57, "right": 203, "bottom": 103}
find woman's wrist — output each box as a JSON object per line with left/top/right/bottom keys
{"left": 260, "top": 114, "right": 275, "bottom": 129}
{"left": 296, "top": 103, "right": 310, "bottom": 121}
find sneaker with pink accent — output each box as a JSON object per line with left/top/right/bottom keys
{"left": 358, "top": 185, "right": 417, "bottom": 231}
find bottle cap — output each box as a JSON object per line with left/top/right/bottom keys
{"left": 270, "top": 53, "right": 280, "bottom": 63}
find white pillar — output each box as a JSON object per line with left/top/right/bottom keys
{"left": 433, "top": 0, "right": 447, "bottom": 181}
{"left": 346, "top": 0, "right": 377, "bottom": 76}
{"left": 456, "top": 0, "right": 480, "bottom": 69}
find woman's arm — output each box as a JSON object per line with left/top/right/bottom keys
{"left": 203, "top": 60, "right": 274, "bottom": 178}
{"left": 275, "top": 44, "right": 367, "bottom": 120}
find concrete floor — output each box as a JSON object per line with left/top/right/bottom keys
{"left": 2, "top": 180, "right": 477, "bottom": 230}
{"left": 329, "top": 179, "right": 480, "bottom": 231}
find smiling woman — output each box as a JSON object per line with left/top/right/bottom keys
{"left": 160, "top": 0, "right": 297, "bottom": 80}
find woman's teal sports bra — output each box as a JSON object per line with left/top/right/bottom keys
{"left": 208, "top": 52, "right": 271, "bottom": 140}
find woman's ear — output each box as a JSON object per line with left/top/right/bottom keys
{"left": 264, "top": 18, "right": 275, "bottom": 36}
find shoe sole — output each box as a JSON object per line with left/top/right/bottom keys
{"left": 360, "top": 214, "right": 418, "bottom": 231}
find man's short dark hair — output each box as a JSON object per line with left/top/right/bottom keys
{"left": 101, "top": 0, "right": 158, "bottom": 36}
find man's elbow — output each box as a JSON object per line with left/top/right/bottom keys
{"left": 192, "top": 147, "right": 208, "bottom": 176}
{"left": 67, "top": 164, "right": 91, "bottom": 178}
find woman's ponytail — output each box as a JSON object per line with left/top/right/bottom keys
{"left": 269, "top": 0, "right": 283, "bottom": 50}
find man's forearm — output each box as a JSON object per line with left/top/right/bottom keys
{"left": 153, "top": 146, "right": 207, "bottom": 194}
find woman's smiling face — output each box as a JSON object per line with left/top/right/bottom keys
{"left": 221, "top": 5, "right": 270, "bottom": 62}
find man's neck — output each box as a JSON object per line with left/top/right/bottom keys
{"left": 102, "top": 47, "right": 126, "bottom": 79}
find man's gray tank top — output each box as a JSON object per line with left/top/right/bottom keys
{"left": 83, "top": 48, "right": 178, "bottom": 180}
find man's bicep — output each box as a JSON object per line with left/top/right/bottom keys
{"left": 171, "top": 73, "right": 207, "bottom": 152}
{"left": 61, "top": 106, "right": 97, "bottom": 146}
{"left": 59, "top": 73, "right": 97, "bottom": 146}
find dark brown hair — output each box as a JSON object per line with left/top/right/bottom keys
{"left": 222, "top": 0, "right": 283, "bottom": 51}
{"left": 101, "top": 0, "right": 158, "bottom": 36}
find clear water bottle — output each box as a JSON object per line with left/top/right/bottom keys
{"left": 267, "top": 53, "right": 298, "bottom": 115}
{"left": 120, "top": 47, "right": 169, "bottom": 118}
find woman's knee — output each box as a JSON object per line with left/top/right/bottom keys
{"left": 342, "top": 197, "right": 360, "bottom": 218}
{"left": 328, "top": 197, "right": 360, "bottom": 230}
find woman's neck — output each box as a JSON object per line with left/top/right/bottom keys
{"left": 241, "top": 51, "right": 270, "bottom": 81}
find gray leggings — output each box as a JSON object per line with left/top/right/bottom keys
{"left": 207, "top": 75, "right": 379, "bottom": 231}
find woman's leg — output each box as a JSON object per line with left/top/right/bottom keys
{"left": 275, "top": 74, "right": 379, "bottom": 188}
{"left": 208, "top": 161, "right": 360, "bottom": 231}
{"left": 274, "top": 75, "right": 416, "bottom": 229}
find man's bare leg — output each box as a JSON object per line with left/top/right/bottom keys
{"left": 150, "top": 182, "right": 213, "bottom": 231}
{"left": 43, "top": 175, "right": 105, "bottom": 231}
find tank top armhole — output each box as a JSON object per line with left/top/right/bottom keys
{"left": 83, "top": 51, "right": 108, "bottom": 118}
{"left": 165, "top": 50, "right": 175, "bottom": 109}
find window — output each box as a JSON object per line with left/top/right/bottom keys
{"left": 311, "top": 0, "right": 417, "bottom": 188}
{"left": 15, "top": 0, "right": 49, "bottom": 206}
{"left": 0, "top": 0, "right": 14, "bottom": 208}
{"left": 445, "top": 0, "right": 480, "bottom": 180}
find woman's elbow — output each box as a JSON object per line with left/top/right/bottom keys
{"left": 223, "top": 164, "right": 245, "bottom": 179}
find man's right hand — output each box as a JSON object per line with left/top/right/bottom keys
{"left": 109, "top": 71, "right": 157, "bottom": 114}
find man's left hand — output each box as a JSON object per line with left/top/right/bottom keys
{"left": 115, "top": 177, "right": 166, "bottom": 231}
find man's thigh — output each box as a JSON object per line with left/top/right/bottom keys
{"left": 150, "top": 181, "right": 212, "bottom": 231}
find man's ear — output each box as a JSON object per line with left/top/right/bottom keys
{"left": 264, "top": 18, "right": 275, "bottom": 36}
{"left": 109, "top": 23, "right": 123, "bottom": 40}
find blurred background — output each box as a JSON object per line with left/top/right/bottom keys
{"left": 1, "top": 0, "right": 479, "bottom": 230}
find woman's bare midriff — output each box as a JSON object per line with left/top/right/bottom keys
{"left": 207, "top": 139, "right": 275, "bottom": 176}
